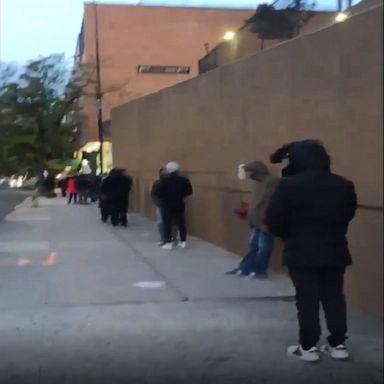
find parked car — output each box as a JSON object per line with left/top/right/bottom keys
{"left": 9, "top": 175, "right": 23, "bottom": 188}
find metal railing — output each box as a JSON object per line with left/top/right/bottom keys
{"left": 198, "top": 48, "right": 219, "bottom": 75}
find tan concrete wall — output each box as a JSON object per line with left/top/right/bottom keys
{"left": 79, "top": 4, "right": 253, "bottom": 143}
{"left": 111, "top": 6, "right": 383, "bottom": 317}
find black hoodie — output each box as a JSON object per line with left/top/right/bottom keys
{"left": 265, "top": 141, "right": 357, "bottom": 268}
{"left": 153, "top": 172, "right": 193, "bottom": 210}
{"left": 269, "top": 141, "right": 300, "bottom": 177}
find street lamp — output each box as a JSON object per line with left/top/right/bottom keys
{"left": 223, "top": 31, "right": 236, "bottom": 41}
{"left": 94, "top": 2, "right": 104, "bottom": 175}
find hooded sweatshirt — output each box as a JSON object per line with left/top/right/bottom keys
{"left": 269, "top": 141, "right": 302, "bottom": 177}
{"left": 243, "top": 161, "right": 279, "bottom": 231}
{"left": 265, "top": 140, "right": 357, "bottom": 268}
{"left": 153, "top": 171, "right": 193, "bottom": 210}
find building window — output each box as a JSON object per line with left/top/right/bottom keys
{"left": 75, "top": 22, "right": 85, "bottom": 62}
{"left": 137, "top": 65, "right": 191, "bottom": 74}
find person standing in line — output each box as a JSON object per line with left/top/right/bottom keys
{"left": 269, "top": 141, "right": 300, "bottom": 177}
{"left": 75, "top": 174, "right": 90, "bottom": 205}
{"left": 100, "top": 169, "right": 132, "bottom": 227}
{"left": 89, "top": 175, "right": 101, "bottom": 203}
{"left": 265, "top": 140, "right": 357, "bottom": 363}
{"left": 67, "top": 176, "right": 78, "bottom": 204}
{"left": 226, "top": 161, "right": 279, "bottom": 278}
{"left": 99, "top": 169, "right": 119, "bottom": 223}
{"left": 57, "top": 177, "right": 68, "bottom": 197}
{"left": 153, "top": 162, "right": 193, "bottom": 250}
{"left": 151, "top": 167, "right": 178, "bottom": 246}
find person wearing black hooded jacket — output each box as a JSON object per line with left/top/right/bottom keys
{"left": 265, "top": 140, "right": 357, "bottom": 362}
{"left": 100, "top": 169, "right": 132, "bottom": 227}
{"left": 269, "top": 141, "right": 300, "bottom": 177}
{"left": 153, "top": 162, "right": 193, "bottom": 250}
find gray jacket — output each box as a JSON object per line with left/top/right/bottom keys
{"left": 244, "top": 161, "right": 279, "bottom": 232}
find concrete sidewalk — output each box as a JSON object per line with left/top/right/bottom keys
{"left": 0, "top": 196, "right": 382, "bottom": 384}
{"left": 0, "top": 196, "right": 294, "bottom": 307}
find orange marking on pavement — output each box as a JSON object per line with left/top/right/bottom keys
{"left": 43, "top": 252, "right": 57, "bottom": 266}
{"left": 17, "top": 258, "right": 32, "bottom": 266}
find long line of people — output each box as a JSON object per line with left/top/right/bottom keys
{"left": 64, "top": 140, "right": 357, "bottom": 364}
{"left": 64, "top": 175, "right": 101, "bottom": 205}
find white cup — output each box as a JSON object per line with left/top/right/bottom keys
{"left": 238, "top": 164, "right": 246, "bottom": 180}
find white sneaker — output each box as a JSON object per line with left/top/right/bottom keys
{"left": 178, "top": 242, "right": 187, "bottom": 249}
{"left": 321, "top": 344, "right": 350, "bottom": 360}
{"left": 161, "top": 243, "right": 174, "bottom": 250}
{"left": 287, "top": 345, "right": 320, "bottom": 362}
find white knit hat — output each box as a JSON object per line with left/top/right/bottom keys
{"left": 165, "top": 161, "right": 180, "bottom": 173}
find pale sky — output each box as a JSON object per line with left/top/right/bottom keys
{"left": 0, "top": 0, "right": 344, "bottom": 64}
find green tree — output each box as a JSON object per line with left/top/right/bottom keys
{"left": 0, "top": 55, "right": 89, "bottom": 175}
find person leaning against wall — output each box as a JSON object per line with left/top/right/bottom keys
{"left": 265, "top": 140, "right": 357, "bottom": 363}
{"left": 227, "top": 160, "right": 279, "bottom": 278}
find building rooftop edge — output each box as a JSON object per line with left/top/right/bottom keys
{"left": 83, "top": 2, "right": 257, "bottom": 11}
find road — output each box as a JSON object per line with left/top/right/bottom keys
{"left": 0, "top": 189, "right": 30, "bottom": 221}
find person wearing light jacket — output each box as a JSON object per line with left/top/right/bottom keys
{"left": 227, "top": 161, "right": 279, "bottom": 278}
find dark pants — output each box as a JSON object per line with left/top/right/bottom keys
{"left": 100, "top": 203, "right": 110, "bottom": 222}
{"left": 109, "top": 202, "right": 128, "bottom": 227}
{"left": 78, "top": 191, "right": 89, "bottom": 205}
{"left": 111, "top": 208, "right": 128, "bottom": 227}
{"left": 156, "top": 208, "right": 177, "bottom": 243}
{"left": 288, "top": 267, "right": 347, "bottom": 350}
{"left": 162, "top": 207, "right": 186, "bottom": 243}
{"left": 67, "top": 193, "right": 77, "bottom": 204}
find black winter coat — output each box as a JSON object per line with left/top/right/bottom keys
{"left": 265, "top": 171, "right": 357, "bottom": 268}
{"left": 100, "top": 174, "right": 132, "bottom": 211}
{"left": 151, "top": 179, "right": 162, "bottom": 207}
{"left": 153, "top": 173, "right": 192, "bottom": 210}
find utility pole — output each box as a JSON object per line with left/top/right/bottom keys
{"left": 94, "top": 2, "right": 104, "bottom": 174}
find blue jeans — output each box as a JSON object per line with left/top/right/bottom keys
{"left": 239, "top": 230, "right": 274, "bottom": 274}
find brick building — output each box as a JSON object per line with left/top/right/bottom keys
{"left": 198, "top": 0, "right": 377, "bottom": 73}
{"left": 75, "top": 3, "right": 254, "bottom": 170}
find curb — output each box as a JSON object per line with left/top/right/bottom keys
{"left": 14, "top": 196, "right": 33, "bottom": 210}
